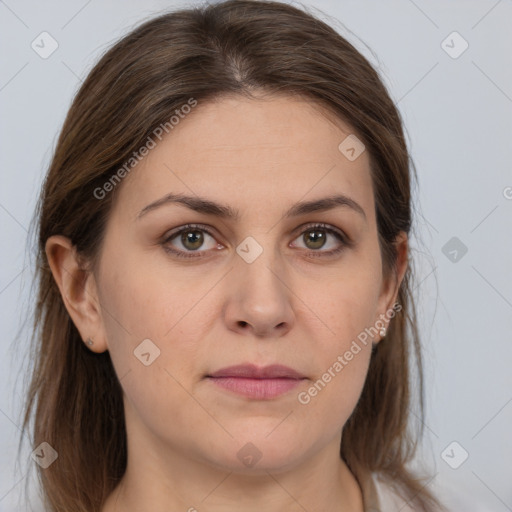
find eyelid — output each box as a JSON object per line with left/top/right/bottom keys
{"left": 291, "top": 221, "right": 349, "bottom": 241}
{"left": 289, "top": 222, "right": 351, "bottom": 256}
{"left": 162, "top": 223, "right": 218, "bottom": 243}
{"left": 161, "top": 222, "right": 350, "bottom": 258}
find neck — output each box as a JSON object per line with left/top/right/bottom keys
{"left": 103, "top": 433, "right": 364, "bottom": 512}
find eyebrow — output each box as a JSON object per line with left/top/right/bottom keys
{"left": 137, "top": 192, "right": 367, "bottom": 222}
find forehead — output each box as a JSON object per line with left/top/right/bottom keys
{"left": 113, "top": 94, "right": 374, "bottom": 222}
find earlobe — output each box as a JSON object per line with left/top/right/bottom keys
{"left": 45, "top": 235, "right": 108, "bottom": 353}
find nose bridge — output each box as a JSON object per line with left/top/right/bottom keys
{"left": 224, "top": 231, "right": 295, "bottom": 336}
{"left": 235, "top": 232, "right": 287, "bottom": 299}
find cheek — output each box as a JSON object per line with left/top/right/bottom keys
{"left": 97, "top": 248, "right": 180, "bottom": 340}
{"left": 316, "top": 266, "right": 381, "bottom": 349}
{"left": 95, "top": 250, "right": 208, "bottom": 395}
{"left": 299, "top": 262, "right": 380, "bottom": 420}
{"left": 307, "top": 338, "right": 368, "bottom": 425}
{"left": 95, "top": 263, "right": 203, "bottom": 439}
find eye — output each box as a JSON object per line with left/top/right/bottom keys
{"left": 290, "top": 223, "right": 348, "bottom": 257}
{"left": 161, "top": 222, "right": 349, "bottom": 259}
{"left": 161, "top": 224, "right": 221, "bottom": 259}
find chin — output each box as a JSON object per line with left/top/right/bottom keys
{"left": 203, "top": 432, "right": 309, "bottom": 475}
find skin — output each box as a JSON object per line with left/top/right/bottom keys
{"left": 46, "top": 93, "right": 407, "bottom": 512}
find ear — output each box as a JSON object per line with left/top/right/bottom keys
{"left": 45, "top": 235, "right": 108, "bottom": 353}
{"left": 374, "top": 231, "right": 408, "bottom": 342}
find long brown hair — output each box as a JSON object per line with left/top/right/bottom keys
{"left": 22, "top": 1, "right": 443, "bottom": 510}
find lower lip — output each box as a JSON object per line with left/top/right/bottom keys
{"left": 207, "top": 377, "right": 304, "bottom": 399}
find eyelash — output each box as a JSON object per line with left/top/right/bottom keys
{"left": 161, "top": 223, "right": 350, "bottom": 259}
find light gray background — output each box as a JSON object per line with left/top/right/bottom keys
{"left": 1, "top": 0, "right": 511, "bottom": 510}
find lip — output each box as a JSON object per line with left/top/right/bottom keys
{"left": 208, "top": 364, "right": 306, "bottom": 379}
{"left": 206, "top": 364, "right": 307, "bottom": 400}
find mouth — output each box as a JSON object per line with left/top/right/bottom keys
{"left": 206, "top": 364, "right": 307, "bottom": 400}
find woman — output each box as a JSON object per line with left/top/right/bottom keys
{"left": 22, "top": 1, "right": 448, "bottom": 510}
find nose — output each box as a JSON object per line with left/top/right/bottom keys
{"left": 223, "top": 248, "right": 295, "bottom": 338}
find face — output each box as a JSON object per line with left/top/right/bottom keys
{"left": 90, "top": 94, "right": 401, "bottom": 473}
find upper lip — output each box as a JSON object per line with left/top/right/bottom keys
{"left": 207, "top": 364, "right": 306, "bottom": 379}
